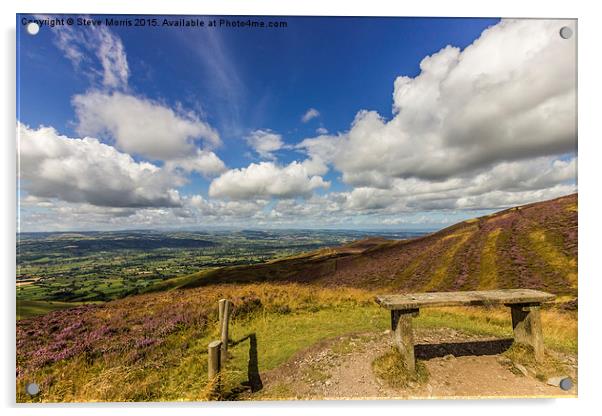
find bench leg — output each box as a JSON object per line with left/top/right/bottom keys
{"left": 510, "top": 304, "right": 544, "bottom": 361}
{"left": 391, "top": 309, "right": 418, "bottom": 372}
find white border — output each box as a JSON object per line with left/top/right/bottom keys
{"left": 2, "top": 1, "right": 601, "bottom": 415}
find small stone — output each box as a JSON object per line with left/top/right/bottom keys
{"left": 443, "top": 354, "right": 456, "bottom": 361}
{"left": 497, "top": 356, "right": 512, "bottom": 365}
{"left": 515, "top": 364, "right": 529, "bottom": 377}
{"left": 325, "top": 380, "right": 332, "bottom": 386}
{"left": 383, "top": 329, "right": 391, "bottom": 335}
{"left": 547, "top": 376, "right": 572, "bottom": 389}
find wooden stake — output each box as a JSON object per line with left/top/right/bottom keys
{"left": 220, "top": 300, "right": 231, "bottom": 366}
{"left": 218, "top": 299, "right": 226, "bottom": 330}
{"left": 208, "top": 340, "right": 222, "bottom": 380}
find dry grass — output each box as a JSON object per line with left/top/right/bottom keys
{"left": 529, "top": 230, "right": 577, "bottom": 287}
{"left": 478, "top": 228, "right": 501, "bottom": 290}
{"left": 502, "top": 343, "right": 571, "bottom": 381}
{"left": 422, "top": 231, "right": 473, "bottom": 292}
{"left": 17, "top": 283, "right": 577, "bottom": 402}
{"left": 372, "top": 347, "right": 429, "bottom": 388}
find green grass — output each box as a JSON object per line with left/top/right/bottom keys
{"left": 226, "top": 306, "right": 385, "bottom": 371}
{"left": 16, "top": 283, "right": 577, "bottom": 402}
{"left": 16, "top": 300, "right": 98, "bottom": 320}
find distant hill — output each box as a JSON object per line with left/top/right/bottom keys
{"left": 176, "top": 194, "right": 577, "bottom": 295}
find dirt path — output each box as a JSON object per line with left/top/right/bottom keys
{"left": 252, "top": 328, "right": 577, "bottom": 400}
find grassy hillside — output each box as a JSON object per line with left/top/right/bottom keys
{"left": 16, "top": 194, "right": 578, "bottom": 402}
{"left": 16, "top": 300, "right": 101, "bottom": 320}
{"left": 174, "top": 194, "right": 578, "bottom": 296}
{"left": 16, "top": 282, "right": 577, "bottom": 402}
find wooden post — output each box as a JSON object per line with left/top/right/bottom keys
{"left": 510, "top": 303, "right": 544, "bottom": 361}
{"left": 208, "top": 340, "right": 222, "bottom": 380}
{"left": 220, "top": 300, "right": 231, "bottom": 366}
{"left": 391, "top": 309, "right": 419, "bottom": 372}
{"left": 207, "top": 340, "right": 222, "bottom": 399}
{"left": 218, "top": 299, "right": 226, "bottom": 329}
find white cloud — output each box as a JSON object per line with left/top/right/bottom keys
{"left": 316, "top": 127, "right": 328, "bottom": 135}
{"left": 18, "top": 123, "right": 183, "bottom": 208}
{"left": 301, "top": 108, "right": 320, "bottom": 123}
{"left": 209, "top": 161, "right": 330, "bottom": 200}
{"left": 189, "top": 195, "right": 268, "bottom": 217}
{"left": 301, "top": 19, "right": 576, "bottom": 190}
{"left": 164, "top": 149, "right": 227, "bottom": 176}
{"left": 336, "top": 156, "right": 577, "bottom": 213}
{"left": 72, "top": 91, "right": 221, "bottom": 160}
{"left": 48, "top": 17, "right": 129, "bottom": 89}
{"left": 245, "top": 129, "right": 285, "bottom": 160}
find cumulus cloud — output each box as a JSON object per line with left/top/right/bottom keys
{"left": 72, "top": 91, "right": 221, "bottom": 160}
{"left": 316, "top": 127, "right": 328, "bottom": 135}
{"left": 337, "top": 156, "right": 577, "bottom": 213}
{"left": 18, "top": 123, "right": 183, "bottom": 208}
{"left": 209, "top": 161, "right": 330, "bottom": 200}
{"left": 301, "top": 108, "right": 320, "bottom": 123}
{"left": 163, "top": 149, "right": 227, "bottom": 176}
{"left": 19, "top": 18, "right": 578, "bottom": 231}
{"left": 301, "top": 19, "right": 576, "bottom": 189}
{"left": 189, "top": 195, "right": 268, "bottom": 217}
{"left": 245, "top": 129, "right": 286, "bottom": 160}
{"left": 48, "top": 16, "right": 129, "bottom": 89}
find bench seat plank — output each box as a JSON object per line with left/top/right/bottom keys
{"left": 376, "top": 289, "right": 555, "bottom": 310}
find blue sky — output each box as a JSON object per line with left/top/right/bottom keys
{"left": 16, "top": 15, "right": 577, "bottom": 231}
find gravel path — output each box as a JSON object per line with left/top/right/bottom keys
{"left": 254, "top": 328, "right": 577, "bottom": 400}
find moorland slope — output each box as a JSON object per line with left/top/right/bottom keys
{"left": 178, "top": 194, "right": 577, "bottom": 295}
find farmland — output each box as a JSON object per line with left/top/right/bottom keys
{"left": 17, "top": 229, "right": 424, "bottom": 313}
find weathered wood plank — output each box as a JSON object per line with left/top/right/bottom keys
{"left": 376, "top": 289, "right": 555, "bottom": 310}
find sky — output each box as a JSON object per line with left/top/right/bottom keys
{"left": 16, "top": 15, "right": 577, "bottom": 232}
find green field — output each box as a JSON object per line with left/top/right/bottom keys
{"left": 17, "top": 300, "right": 101, "bottom": 320}
{"left": 17, "top": 229, "right": 423, "bottom": 312}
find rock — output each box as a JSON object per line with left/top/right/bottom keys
{"left": 383, "top": 329, "right": 391, "bottom": 335}
{"left": 514, "top": 364, "right": 529, "bottom": 377}
{"left": 443, "top": 354, "right": 456, "bottom": 361}
{"left": 325, "top": 380, "right": 332, "bottom": 386}
{"left": 547, "top": 376, "right": 572, "bottom": 389}
{"left": 497, "top": 356, "right": 512, "bottom": 365}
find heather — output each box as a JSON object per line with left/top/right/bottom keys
{"left": 16, "top": 194, "right": 578, "bottom": 402}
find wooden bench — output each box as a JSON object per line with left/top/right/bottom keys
{"left": 375, "top": 289, "right": 555, "bottom": 372}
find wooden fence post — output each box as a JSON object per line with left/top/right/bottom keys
{"left": 208, "top": 340, "right": 222, "bottom": 380}
{"left": 218, "top": 299, "right": 226, "bottom": 329}
{"left": 207, "top": 340, "right": 222, "bottom": 399}
{"left": 220, "top": 300, "right": 231, "bottom": 366}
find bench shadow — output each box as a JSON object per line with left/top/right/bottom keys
{"left": 415, "top": 338, "right": 514, "bottom": 360}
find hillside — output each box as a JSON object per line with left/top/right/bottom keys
{"left": 176, "top": 194, "right": 577, "bottom": 296}
{"left": 16, "top": 194, "right": 578, "bottom": 402}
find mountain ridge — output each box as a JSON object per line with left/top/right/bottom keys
{"left": 175, "top": 193, "right": 577, "bottom": 295}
